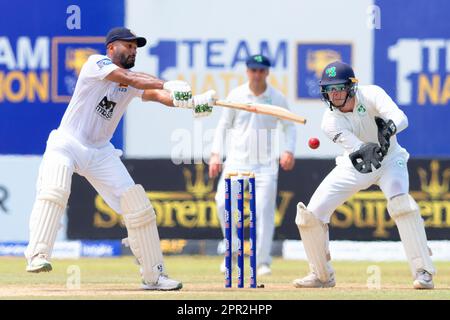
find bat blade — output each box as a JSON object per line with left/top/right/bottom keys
{"left": 214, "top": 100, "right": 307, "bottom": 125}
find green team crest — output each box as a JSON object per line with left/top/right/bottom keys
{"left": 326, "top": 66, "right": 336, "bottom": 77}
{"left": 254, "top": 55, "right": 263, "bottom": 63}
{"left": 396, "top": 159, "right": 405, "bottom": 168}
{"left": 356, "top": 104, "right": 366, "bottom": 115}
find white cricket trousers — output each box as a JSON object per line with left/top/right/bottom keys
{"left": 215, "top": 167, "right": 278, "bottom": 267}
{"left": 37, "top": 129, "right": 135, "bottom": 213}
{"left": 308, "top": 152, "right": 410, "bottom": 222}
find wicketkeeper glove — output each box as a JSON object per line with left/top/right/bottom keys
{"left": 374, "top": 116, "right": 397, "bottom": 156}
{"left": 349, "top": 142, "right": 384, "bottom": 174}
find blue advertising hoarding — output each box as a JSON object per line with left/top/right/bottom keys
{"left": 296, "top": 43, "right": 353, "bottom": 99}
{"left": 374, "top": 0, "right": 450, "bottom": 157}
{"left": 0, "top": 0, "right": 124, "bottom": 155}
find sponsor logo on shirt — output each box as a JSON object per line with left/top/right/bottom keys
{"left": 332, "top": 132, "right": 342, "bottom": 143}
{"left": 396, "top": 159, "right": 405, "bottom": 168}
{"left": 356, "top": 104, "right": 367, "bottom": 115}
{"left": 96, "top": 58, "right": 113, "bottom": 69}
{"left": 95, "top": 96, "right": 117, "bottom": 120}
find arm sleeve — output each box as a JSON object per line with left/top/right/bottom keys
{"left": 278, "top": 96, "right": 296, "bottom": 154}
{"left": 321, "top": 112, "right": 364, "bottom": 154}
{"left": 82, "top": 55, "right": 119, "bottom": 81}
{"left": 371, "top": 85, "right": 408, "bottom": 133}
{"left": 210, "top": 93, "right": 236, "bottom": 156}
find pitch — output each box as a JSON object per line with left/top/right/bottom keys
{"left": 0, "top": 256, "right": 448, "bottom": 299}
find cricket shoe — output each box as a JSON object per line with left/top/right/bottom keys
{"left": 142, "top": 274, "right": 183, "bottom": 291}
{"left": 220, "top": 255, "right": 237, "bottom": 274}
{"left": 26, "top": 253, "right": 52, "bottom": 273}
{"left": 256, "top": 264, "right": 272, "bottom": 276}
{"left": 293, "top": 272, "right": 336, "bottom": 288}
{"left": 413, "top": 269, "right": 434, "bottom": 290}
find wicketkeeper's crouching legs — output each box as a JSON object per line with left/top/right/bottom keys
{"left": 293, "top": 202, "right": 335, "bottom": 288}
{"left": 387, "top": 193, "right": 435, "bottom": 289}
{"left": 25, "top": 156, "right": 73, "bottom": 272}
{"left": 120, "top": 184, "right": 182, "bottom": 291}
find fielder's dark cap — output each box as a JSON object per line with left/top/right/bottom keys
{"left": 105, "top": 27, "right": 147, "bottom": 47}
{"left": 246, "top": 54, "right": 271, "bottom": 69}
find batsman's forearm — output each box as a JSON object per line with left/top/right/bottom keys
{"left": 133, "top": 78, "right": 165, "bottom": 90}
{"left": 106, "top": 69, "right": 164, "bottom": 89}
{"left": 133, "top": 72, "right": 161, "bottom": 81}
{"left": 126, "top": 71, "right": 164, "bottom": 90}
{"left": 142, "top": 89, "right": 174, "bottom": 106}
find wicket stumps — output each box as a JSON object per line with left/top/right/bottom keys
{"left": 224, "top": 172, "right": 256, "bottom": 288}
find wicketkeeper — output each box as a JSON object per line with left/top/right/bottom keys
{"left": 293, "top": 61, "right": 435, "bottom": 289}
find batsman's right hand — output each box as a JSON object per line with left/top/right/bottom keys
{"left": 192, "top": 90, "right": 216, "bottom": 117}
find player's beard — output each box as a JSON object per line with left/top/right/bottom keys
{"left": 120, "top": 54, "right": 135, "bottom": 69}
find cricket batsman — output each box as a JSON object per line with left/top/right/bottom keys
{"left": 24, "top": 27, "right": 216, "bottom": 291}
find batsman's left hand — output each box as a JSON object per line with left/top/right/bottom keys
{"left": 163, "top": 80, "right": 192, "bottom": 108}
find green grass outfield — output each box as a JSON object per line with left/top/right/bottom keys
{"left": 0, "top": 256, "right": 449, "bottom": 300}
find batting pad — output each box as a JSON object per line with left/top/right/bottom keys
{"left": 387, "top": 194, "right": 435, "bottom": 276}
{"left": 25, "top": 160, "right": 73, "bottom": 260}
{"left": 121, "top": 184, "right": 164, "bottom": 284}
{"left": 295, "top": 202, "right": 331, "bottom": 282}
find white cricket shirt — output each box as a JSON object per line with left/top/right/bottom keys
{"left": 321, "top": 85, "right": 409, "bottom": 164}
{"left": 58, "top": 54, "right": 143, "bottom": 147}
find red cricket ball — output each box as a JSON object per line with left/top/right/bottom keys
{"left": 308, "top": 137, "right": 320, "bottom": 149}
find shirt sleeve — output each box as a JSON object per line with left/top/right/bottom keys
{"left": 371, "top": 85, "right": 408, "bottom": 133}
{"left": 82, "top": 55, "right": 119, "bottom": 82}
{"left": 321, "top": 111, "right": 364, "bottom": 154}
{"left": 210, "top": 93, "right": 236, "bottom": 156}
{"left": 129, "top": 86, "right": 144, "bottom": 99}
{"left": 278, "top": 96, "right": 296, "bottom": 154}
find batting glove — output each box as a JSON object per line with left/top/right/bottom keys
{"left": 192, "top": 90, "right": 216, "bottom": 117}
{"left": 163, "top": 80, "right": 192, "bottom": 108}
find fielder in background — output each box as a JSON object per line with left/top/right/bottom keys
{"left": 24, "top": 27, "right": 215, "bottom": 291}
{"left": 209, "top": 54, "right": 296, "bottom": 276}
{"left": 293, "top": 61, "right": 435, "bottom": 289}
